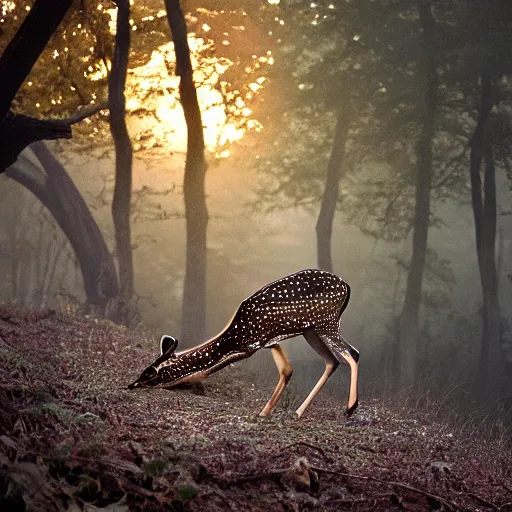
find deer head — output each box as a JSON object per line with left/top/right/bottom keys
{"left": 127, "top": 335, "right": 180, "bottom": 389}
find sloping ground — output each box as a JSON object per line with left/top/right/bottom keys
{"left": 0, "top": 304, "right": 511, "bottom": 512}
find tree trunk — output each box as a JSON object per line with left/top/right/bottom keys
{"left": 165, "top": 0, "right": 208, "bottom": 344}
{"left": 316, "top": 106, "right": 351, "bottom": 272}
{"left": 469, "top": 72, "right": 501, "bottom": 391}
{"left": 5, "top": 142, "right": 119, "bottom": 313}
{"left": 0, "top": 0, "right": 73, "bottom": 120}
{"left": 481, "top": 144, "right": 500, "bottom": 383}
{"left": 398, "top": 1, "right": 437, "bottom": 389}
{"left": 109, "top": 0, "right": 137, "bottom": 325}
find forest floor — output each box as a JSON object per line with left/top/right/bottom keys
{"left": 0, "top": 304, "right": 511, "bottom": 512}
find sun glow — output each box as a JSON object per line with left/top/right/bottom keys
{"left": 124, "top": 37, "right": 265, "bottom": 158}
{"left": 97, "top": 6, "right": 267, "bottom": 158}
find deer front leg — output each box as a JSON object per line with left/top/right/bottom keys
{"left": 259, "top": 345, "right": 293, "bottom": 417}
{"left": 338, "top": 347, "right": 359, "bottom": 417}
{"left": 296, "top": 329, "right": 339, "bottom": 418}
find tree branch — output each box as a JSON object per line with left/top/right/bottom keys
{"left": 0, "top": 103, "right": 108, "bottom": 173}
{"left": 432, "top": 146, "right": 468, "bottom": 189}
{"left": 67, "top": 102, "right": 109, "bottom": 124}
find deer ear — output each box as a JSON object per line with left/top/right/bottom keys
{"left": 160, "top": 335, "right": 178, "bottom": 356}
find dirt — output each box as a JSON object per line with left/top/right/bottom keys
{"left": 0, "top": 303, "right": 511, "bottom": 511}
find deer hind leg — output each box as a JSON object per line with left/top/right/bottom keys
{"left": 259, "top": 345, "right": 293, "bottom": 417}
{"left": 296, "top": 329, "right": 339, "bottom": 418}
{"left": 324, "top": 334, "right": 359, "bottom": 417}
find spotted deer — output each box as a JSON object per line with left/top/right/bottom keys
{"left": 128, "top": 269, "right": 360, "bottom": 417}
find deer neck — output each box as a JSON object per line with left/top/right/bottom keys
{"left": 171, "top": 334, "right": 247, "bottom": 384}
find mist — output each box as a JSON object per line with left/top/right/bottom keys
{"left": 1, "top": 0, "right": 512, "bottom": 482}
{"left": 3, "top": 1, "right": 512, "bottom": 509}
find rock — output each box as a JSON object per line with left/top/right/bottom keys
{"left": 76, "top": 412, "right": 103, "bottom": 424}
{"left": 281, "top": 457, "right": 313, "bottom": 490}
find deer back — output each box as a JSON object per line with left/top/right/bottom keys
{"left": 217, "top": 268, "right": 350, "bottom": 352}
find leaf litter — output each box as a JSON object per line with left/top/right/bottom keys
{"left": 0, "top": 303, "right": 511, "bottom": 511}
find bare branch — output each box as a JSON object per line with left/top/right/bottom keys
{"left": 0, "top": 103, "right": 108, "bottom": 173}
{"left": 66, "top": 102, "right": 109, "bottom": 124}
{"left": 432, "top": 146, "right": 468, "bottom": 189}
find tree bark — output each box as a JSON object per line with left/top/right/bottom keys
{"left": 0, "top": 0, "right": 73, "bottom": 120}
{"left": 316, "top": 106, "right": 351, "bottom": 272}
{"left": 469, "top": 72, "right": 501, "bottom": 390}
{"left": 5, "top": 142, "right": 119, "bottom": 313}
{"left": 109, "top": 0, "right": 137, "bottom": 325}
{"left": 398, "top": 1, "right": 437, "bottom": 389}
{"left": 165, "top": 0, "right": 208, "bottom": 344}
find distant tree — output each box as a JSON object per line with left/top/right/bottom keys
{"left": 165, "top": 0, "right": 209, "bottom": 343}
{"left": 5, "top": 142, "right": 120, "bottom": 313}
{"left": 316, "top": 104, "right": 352, "bottom": 272}
{"left": 462, "top": 0, "right": 512, "bottom": 390}
{"left": 398, "top": 0, "right": 438, "bottom": 389}
{"left": 469, "top": 70, "right": 500, "bottom": 389}
{"left": 109, "top": 0, "right": 138, "bottom": 326}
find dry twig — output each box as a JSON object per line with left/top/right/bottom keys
{"left": 310, "top": 465, "right": 461, "bottom": 511}
{"left": 280, "top": 441, "right": 328, "bottom": 459}
{"left": 467, "top": 491, "right": 498, "bottom": 510}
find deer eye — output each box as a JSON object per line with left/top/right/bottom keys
{"left": 142, "top": 366, "right": 157, "bottom": 381}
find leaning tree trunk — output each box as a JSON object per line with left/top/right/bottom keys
{"left": 0, "top": 0, "right": 73, "bottom": 119}
{"left": 398, "top": 0, "right": 437, "bottom": 389}
{"left": 316, "top": 106, "right": 351, "bottom": 272}
{"left": 165, "top": 0, "right": 208, "bottom": 344}
{"left": 109, "top": 0, "right": 137, "bottom": 326}
{"left": 0, "top": 0, "right": 75, "bottom": 171}
{"left": 469, "top": 71, "right": 501, "bottom": 391}
{"left": 5, "top": 142, "right": 119, "bottom": 313}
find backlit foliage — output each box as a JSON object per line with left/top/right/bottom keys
{"left": 1, "top": 0, "right": 274, "bottom": 158}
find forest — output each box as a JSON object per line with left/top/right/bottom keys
{"left": 1, "top": 0, "right": 512, "bottom": 510}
